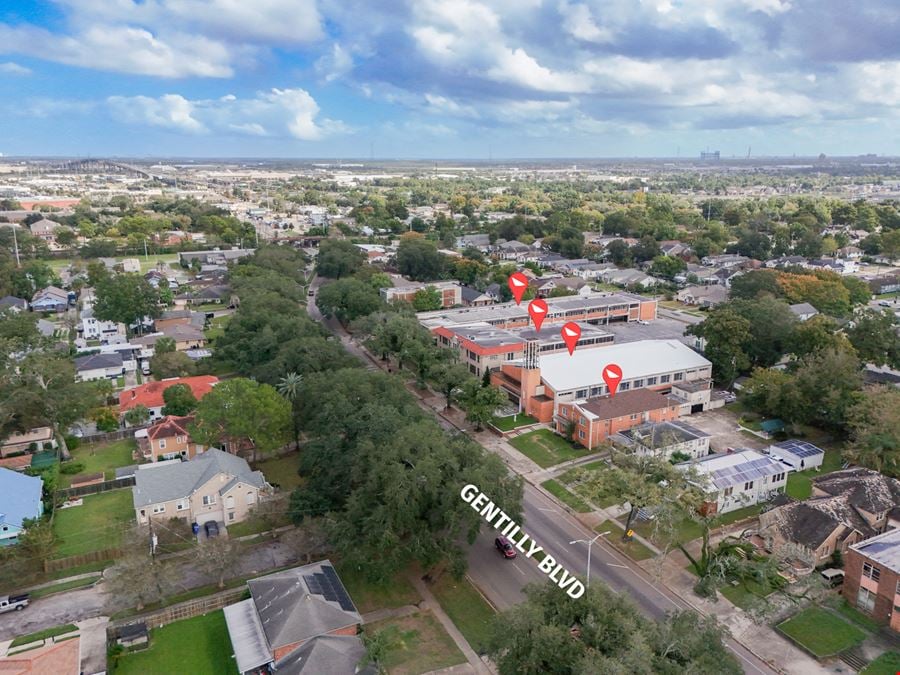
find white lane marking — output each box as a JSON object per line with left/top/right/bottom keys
{"left": 606, "top": 563, "right": 628, "bottom": 569}
{"left": 725, "top": 642, "right": 772, "bottom": 675}
{"left": 511, "top": 561, "right": 527, "bottom": 576}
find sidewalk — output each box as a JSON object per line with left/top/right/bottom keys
{"left": 410, "top": 575, "right": 493, "bottom": 675}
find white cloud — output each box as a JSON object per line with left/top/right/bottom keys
{"left": 0, "top": 62, "right": 31, "bottom": 76}
{"left": 855, "top": 62, "right": 900, "bottom": 107}
{"left": 108, "top": 94, "right": 207, "bottom": 133}
{"left": 0, "top": 23, "right": 234, "bottom": 78}
{"left": 315, "top": 43, "right": 353, "bottom": 83}
{"left": 106, "top": 88, "right": 348, "bottom": 140}
{"left": 558, "top": 1, "right": 615, "bottom": 43}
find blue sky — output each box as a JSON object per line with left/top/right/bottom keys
{"left": 1, "top": 0, "right": 899, "bottom": 158}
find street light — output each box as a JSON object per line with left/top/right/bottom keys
{"left": 570, "top": 531, "right": 610, "bottom": 588}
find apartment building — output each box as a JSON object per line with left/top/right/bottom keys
{"left": 844, "top": 529, "right": 900, "bottom": 631}
{"left": 381, "top": 279, "right": 462, "bottom": 308}
{"left": 555, "top": 390, "right": 683, "bottom": 449}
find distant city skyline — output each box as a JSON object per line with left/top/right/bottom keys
{"left": 1, "top": 1, "right": 898, "bottom": 158}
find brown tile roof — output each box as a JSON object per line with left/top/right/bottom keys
{"left": 147, "top": 415, "right": 195, "bottom": 441}
{"left": 579, "top": 388, "right": 679, "bottom": 420}
{"left": 0, "top": 636, "right": 80, "bottom": 674}
{"left": 119, "top": 376, "right": 218, "bottom": 412}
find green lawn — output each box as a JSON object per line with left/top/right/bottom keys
{"left": 777, "top": 607, "right": 866, "bottom": 658}
{"left": 833, "top": 597, "right": 883, "bottom": 633}
{"left": 48, "top": 254, "right": 179, "bottom": 274}
{"left": 226, "top": 517, "right": 289, "bottom": 538}
{"left": 30, "top": 575, "right": 100, "bottom": 599}
{"left": 509, "top": 429, "right": 589, "bottom": 468}
{"left": 10, "top": 624, "right": 78, "bottom": 648}
{"left": 52, "top": 489, "right": 135, "bottom": 558}
{"left": 541, "top": 479, "right": 592, "bottom": 513}
{"left": 720, "top": 578, "right": 777, "bottom": 610}
{"left": 251, "top": 453, "right": 303, "bottom": 490}
{"left": 714, "top": 503, "right": 764, "bottom": 527}
{"left": 203, "top": 315, "right": 231, "bottom": 343}
{"left": 491, "top": 413, "right": 538, "bottom": 432}
{"left": 430, "top": 575, "right": 496, "bottom": 654}
{"left": 862, "top": 652, "right": 900, "bottom": 674}
{"left": 61, "top": 439, "right": 137, "bottom": 487}
{"left": 366, "top": 611, "right": 466, "bottom": 675}
{"left": 632, "top": 514, "right": 703, "bottom": 548}
{"left": 786, "top": 447, "right": 844, "bottom": 500}
{"left": 335, "top": 563, "right": 420, "bottom": 615}
{"left": 113, "top": 611, "right": 238, "bottom": 675}
{"left": 557, "top": 462, "right": 619, "bottom": 508}
{"left": 597, "top": 519, "right": 655, "bottom": 561}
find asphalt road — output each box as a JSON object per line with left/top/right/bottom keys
{"left": 308, "top": 274, "right": 777, "bottom": 675}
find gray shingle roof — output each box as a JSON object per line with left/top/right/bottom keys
{"left": 74, "top": 352, "right": 123, "bottom": 372}
{"left": 274, "top": 634, "right": 369, "bottom": 675}
{"left": 248, "top": 560, "right": 361, "bottom": 650}
{"left": 131, "top": 448, "right": 266, "bottom": 508}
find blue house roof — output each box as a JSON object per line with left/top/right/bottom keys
{"left": 0, "top": 469, "right": 43, "bottom": 531}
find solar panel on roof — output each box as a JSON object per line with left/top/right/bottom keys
{"left": 303, "top": 574, "right": 322, "bottom": 595}
{"left": 775, "top": 440, "right": 823, "bottom": 458}
{"left": 323, "top": 565, "right": 356, "bottom": 612}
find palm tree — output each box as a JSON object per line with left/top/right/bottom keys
{"left": 276, "top": 372, "right": 303, "bottom": 450}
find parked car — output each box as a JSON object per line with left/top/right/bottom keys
{"left": 308, "top": 289, "right": 315, "bottom": 297}
{"left": 0, "top": 594, "right": 29, "bottom": 614}
{"left": 495, "top": 536, "right": 516, "bottom": 559}
{"left": 879, "top": 300, "right": 893, "bottom": 307}
{"left": 204, "top": 521, "right": 219, "bottom": 538}
{"left": 820, "top": 568, "right": 845, "bottom": 587}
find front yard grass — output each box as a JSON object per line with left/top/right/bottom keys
{"left": 862, "top": 652, "right": 900, "bottom": 674}
{"left": 52, "top": 489, "right": 134, "bottom": 558}
{"left": 597, "top": 519, "right": 655, "bottom": 561}
{"left": 491, "top": 413, "right": 538, "bottom": 432}
{"left": 541, "top": 479, "right": 592, "bottom": 513}
{"left": 832, "top": 597, "right": 883, "bottom": 633}
{"left": 430, "top": 574, "right": 496, "bottom": 654}
{"left": 632, "top": 514, "right": 703, "bottom": 548}
{"left": 9, "top": 624, "right": 78, "bottom": 648}
{"left": 112, "top": 610, "right": 238, "bottom": 675}
{"left": 365, "top": 611, "right": 466, "bottom": 675}
{"left": 777, "top": 607, "right": 865, "bottom": 658}
{"left": 61, "top": 439, "right": 136, "bottom": 487}
{"left": 785, "top": 446, "right": 845, "bottom": 500}
{"left": 30, "top": 575, "right": 99, "bottom": 599}
{"left": 335, "top": 563, "right": 420, "bottom": 615}
{"left": 720, "top": 578, "right": 776, "bottom": 610}
{"left": 509, "top": 429, "right": 588, "bottom": 468}
{"left": 251, "top": 453, "right": 303, "bottom": 490}
{"left": 714, "top": 503, "right": 764, "bottom": 528}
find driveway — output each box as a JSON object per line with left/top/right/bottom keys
{"left": 687, "top": 408, "right": 766, "bottom": 453}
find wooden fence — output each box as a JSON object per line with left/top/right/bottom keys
{"left": 109, "top": 586, "right": 247, "bottom": 640}
{"left": 45, "top": 546, "right": 123, "bottom": 573}
{"left": 56, "top": 476, "right": 135, "bottom": 500}
{"left": 77, "top": 426, "right": 146, "bottom": 444}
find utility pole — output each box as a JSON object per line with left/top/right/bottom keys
{"left": 11, "top": 224, "right": 20, "bottom": 267}
{"left": 143, "top": 237, "right": 149, "bottom": 262}
{"left": 570, "top": 530, "right": 610, "bottom": 588}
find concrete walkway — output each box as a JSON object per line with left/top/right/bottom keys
{"left": 410, "top": 575, "right": 493, "bottom": 675}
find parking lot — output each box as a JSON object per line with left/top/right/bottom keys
{"left": 686, "top": 407, "right": 766, "bottom": 453}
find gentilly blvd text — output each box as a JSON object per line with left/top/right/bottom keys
{"left": 461, "top": 484, "right": 585, "bottom": 599}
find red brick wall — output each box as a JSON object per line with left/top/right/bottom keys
{"left": 843, "top": 548, "right": 900, "bottom": 628}
{"left": 272, "top": 624, "right": 360, "bottom": 661}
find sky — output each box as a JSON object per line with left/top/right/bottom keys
{"left": 1, "top": 0, "right": 899, "bottom": 159}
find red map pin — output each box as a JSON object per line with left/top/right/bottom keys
{"left": 508, "top": 272, "right": 529, "bottom": 304}
{"left": 528, "top": 298, "right": 548, "bottom": 332}
{"left": 602, "top": 364, "right": 623, "bottom": 397}
{"left": 560, "top": 322, "right": 581, "bottom": 355}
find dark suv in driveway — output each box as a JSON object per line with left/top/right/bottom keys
{"left": 204, "top": 521, "right": 219, "bottom": 538}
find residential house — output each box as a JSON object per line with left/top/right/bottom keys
{"left": 31, "top": 286, "right": 69, "bottom": 313}
{"left": 767, "top": 439, "right": 825, "bottom": 471}
{"left": 80, "top": 316, "right": 123, "bottom": 342}
{"left": 659, "top": 241, "right": 691, "bottom": 258}
{"left": 178, "top": 249, "right": 255, "bottom": 267}
{"left": 119, "top": 375, "right": 219, "bottom": 421}
{"left": 807, "top": 258, "right": 858, "bottom": 275}
{"left": 190, "top": 284, "right": 233, "bottom": 306}
{"left": 119, "top": 258, "right": 141, "bottom": 273}
{"left": 843, "top": 528, "right": 900, "bottom": 630}
{"left": 681, "top": 449, "right": 788, "bottom": 515}
{"left": 74, "top": 352, "right": 124, "bottom": 382}
{"left": 571, "top": 263, "right": 615, "bottom": 280}
{"left": 676, "top": 284, "right": 727, "bottom": 308}
{"left": 536, "top": 253, "right": 568, "bottom": 269}
{"left": 556, "top": 389, "right": 684, "bottom": 449}
{"left": 155, "top": 309, "right": 194, "bottom": 331}
{"left": 712, "top": 267, "right": 744, "bottom": 287}
{"left": 0, "top": 635, "right": 80, "bottom": 673}
{"left": 132, "top": 448, "right": 269, "bottom": 527}
{"left": 759, "top": 469, "right": 900, "bottom": 565}
{"left": 135, "top": 415, "right": 205, "bottom": 461}
{"left": 765, "top": 255, "right": 807, "bottom": 269}
{"left": 495, "top": 240, "right": 534, "bottom": 261}
{"left": 869, "top": 273, "right": 900, "bottom": 295}
{"left": 0, "top": 296, "right": 27, "bottom": 313}
{"left": 553, "top": 277, "right": 592, "bottom": 296}
{"left": 144, "top": 269, "right": 167, "bottom": 288}
{"left": 601, "top": 269, "right": 658, "bottom": 288}
{"left": 838, "top": 246, "right": 863, "bottom": 259}
{"left": 701, "top": 254, "right": 750, "bottom": 268}
{"left": 456, "top": 233, "right": 492, "bottom": 251}
{"left": 612, "top": 420, "right": 711, "bottom": 461}
{"left": 0, "top": 427, "right": 57, "bottom": 457}
{"left": 159, "top": 323, "right": 207, "bottom": 351}
{"left": 0, "top": 469, "right": 43, "bottom": 545}
{"left": 223, "top": 560, "right": 367, "bottom": 675}
{"left": 28, "top": 218, "right": 63, "bottom": 244}
{"left": 460, "top": 286, "right": 494, "bottom": 307}
{"left": 788, "top": 302, "right": 819, "bottom": 321}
